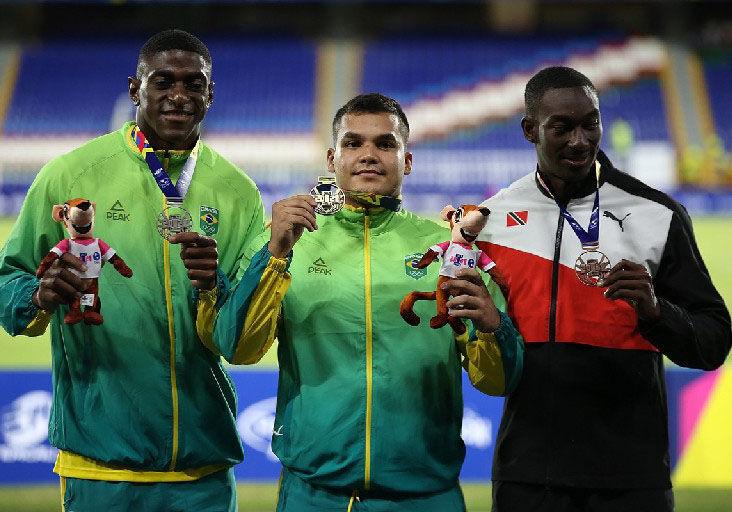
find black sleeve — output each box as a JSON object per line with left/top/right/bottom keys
{"left": 638, "top": 208, "right": 731, "bottom": 370}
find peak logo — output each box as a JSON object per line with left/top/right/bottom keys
{"left": 107, "top": 200, "right": 130, "bottom": 222}
{"left": 0, "top": 390, "right": 57, "bottom": 463}
{"left": 308, "top": 258, "right": 331, "bottom": 276}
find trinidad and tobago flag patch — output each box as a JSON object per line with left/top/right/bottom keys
{"left": 506, "top": 211, "right": 528, "bottom": 227}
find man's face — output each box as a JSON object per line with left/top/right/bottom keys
{"left": 327, "top": 112, "right": 412, "bottom": 199}
{"left": 522, "top": 86, "right": 602, "bottom": 183}
{"left": 129, "top": 50, "right": 213, "bottom": 150}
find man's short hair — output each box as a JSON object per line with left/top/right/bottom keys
{"left": 524, "top": 66, "right": 596, "bottom": 116}
{"left": 137, "top": 29, "right": 212, "bottom": 78}
{"left": 332, "top": 93, "right": 410, "bottom": 144}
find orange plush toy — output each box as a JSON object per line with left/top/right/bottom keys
{"left": 400, "top": 204, "right": 495, "bottom": 335}
{"left": 36, "top": 198, "right": 133, "bottom": 325}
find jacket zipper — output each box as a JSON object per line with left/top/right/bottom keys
{"left": 162, "top": 201, "right": 180, "bottom": 471}
{"left": 548, "top": 210, "right": 565, "bottom": 343}
{"left": 363, "top": 214, "right": 373, "bottom": 490}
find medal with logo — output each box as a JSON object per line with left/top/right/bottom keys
{"left": 309, "top": 176, "right": 345, "bottom": 215}
{"left": 538, "top": 161, "right": 611, "bottom": 286}
{"left": 132, "top": 126, "right": 198, "bottom": 240}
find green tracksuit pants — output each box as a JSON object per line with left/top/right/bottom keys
{"left": 61, "top": 468, "right": 236, "bottom": 512}
{"left": 276, "top": 468, "right": 467, "bottom": 512}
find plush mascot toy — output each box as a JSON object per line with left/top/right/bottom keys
{"left": 36, "top": 198, "right": 133, "bottom": 325}
{"left": 400, "top": 204, "right": 495, "bottom": 335}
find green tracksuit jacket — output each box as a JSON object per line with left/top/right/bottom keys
{"left": 208, "top": 205, "right": 523, "bottom": 494}
{"left": 0, "top": 122, "right": 264, "bottom": 481}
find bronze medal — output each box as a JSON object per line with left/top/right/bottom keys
{"left": 575, "top": 250, "right": 612, "bottom": 286}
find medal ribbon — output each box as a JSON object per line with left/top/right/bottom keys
{"left": 344, "top": 190, "right": 402, "bottom": 212}
{"left": 131, "top": 125, "right": 199, "bottom": 204}
{"left": 536, "top": 161, "right": 601, "bottom": 251}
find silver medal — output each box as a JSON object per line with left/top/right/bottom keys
{"left": 310, "top": 176, "right": 345, "bottom": 215}
{"left": 575, "top": 250, "right": 612, "bottom": 286}
{"left": 157, "top": 204, "right": 193, "bottom": 240}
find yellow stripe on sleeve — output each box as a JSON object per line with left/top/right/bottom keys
{"left": 195, "top": 287, "right": 222, "bottom": 356}
{"left": 21, "top": 309, "right": 53, "bottom": 337}
{"left": 230, "top": 256, "right": 291, "bottom": 365}
{"left": 462, "top": 330, "right": 506, "bottom": 396}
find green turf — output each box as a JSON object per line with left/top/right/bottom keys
{"left": 2, "top": 215, "right": 730, "bottom": 369}
{"left": 0, "top": 483, "right": 731, "bottom": 511}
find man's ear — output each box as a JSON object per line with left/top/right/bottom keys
{"left": 404, "top": 151, "right": 413, "bottom": 176}
{"left": 326, "top": 148, "right": 336, "bottom": 174}
{"left": 207, "top": 81, "right": 214, "bottom": 107}
{"left": 51, "top": 204, "right": 66, "bottom": 223}
{"left": 521, "top": 116, "right": 537, "bottom": 144}
{"left": 128, "top": 76, "right": 141, "bottom": 106}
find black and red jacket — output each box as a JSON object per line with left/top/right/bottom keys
{"left": 477, "top": 151, "right": 731, "bottom": 488}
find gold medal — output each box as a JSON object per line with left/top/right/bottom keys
{"left": 157, "top": 205, "right": 193, "bottom": 240}
{"left": 309, "top": 176, "right": 345, "bottom": 215}
{"left": 575, "top": 250, "right": 611, "bottom": 286}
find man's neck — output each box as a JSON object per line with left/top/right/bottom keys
{"left": 539, "top": 167, "right": 596, "bottom": 205}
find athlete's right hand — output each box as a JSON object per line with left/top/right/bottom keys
{"left": 33, "top": 253, "right": 89, "bottom": 312}
{"left": 268, "top": 194, "right": 318, "bottom": 259}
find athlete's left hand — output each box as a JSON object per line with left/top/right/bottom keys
{"left": 169, "top": 231, "right": 218, "bottom": 290}
{"left": 442, "top": 268, "right": 501, "bottom": 333}
{"left": 602, "top": 259, "right": 661, "bottom": 322}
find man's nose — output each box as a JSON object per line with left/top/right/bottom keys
{"left": 358, "top": 143, "right": 379, "bottom": 163}
{"left": 568, "top": 128, "right": 590, "bottom": 148}
{"left": 168, "top": 82, "right": 189, "bottom": 103}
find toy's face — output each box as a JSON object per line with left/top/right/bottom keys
{"left": 451, "top": 205, "right": 490, "bottom": 244}
{"left": 62, "top": 200, "right": 95, "bottom": 239}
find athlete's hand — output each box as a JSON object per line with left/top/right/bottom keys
{"left": 442, "top": 268, "right": 501, "bottom": 333}
{"left": 602, "top": 259, "right": 660, "bottom": 322}
{"left": 268, "top": 195, "right": 318, "bottom": 259}
{"left": 33, "top": 253, "right": 89, "bottom": 311}
{"left": 169, "top": 231, "right": 218, "bottom": 290}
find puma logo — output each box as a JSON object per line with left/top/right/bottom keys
{"left": 603, "top": 211, "right": 631, "bottom": 231}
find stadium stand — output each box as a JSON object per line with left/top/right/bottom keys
{"left": 2, "top": 38, "right": 316, "bottom": 136}
{"left": 704, "top": 50, "right": 732, "bottom": 148}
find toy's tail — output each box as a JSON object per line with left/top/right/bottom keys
{"left": 400, "top": 291, "right": 437, "bottom": 326}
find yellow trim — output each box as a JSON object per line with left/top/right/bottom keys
{"left": 0, "top": 47, "right": 20, "bottom": 137}
{"left": 363, "top": 216, "right": 373, "bottom": 490}
{"left": 60, "top": 476, "right": 66, "bottom": 512}
{"left": 21, "top": 309, "right": 52, "bottom": 337}
{"left": 274, "top": 469, "right": 284, "bottom": 509}
{"left": 231, "top": 257, "right": 291, "bottom": 364}
{"left": 162, "top": 197, "right": 180, "bottom": 471}
{"left": 453, "top": 330, "right": 470, "bottom": 357}
{"left": 347, "top": 490, "right": 359, "bottom": 512}
{"left": 195, "top": 288, "right": 222, "bottom": 356}
{"left": 54, "top": 450, "right": 227, "bottom": 483}
{"left": 462, "top": 331, "right": 506, "bottom": 396}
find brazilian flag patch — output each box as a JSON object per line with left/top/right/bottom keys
{"left": 200, "top": 205, "right": 219, "bottom": 236}
{"left": 404, "top": 253, "right": 427, "bottom": 280}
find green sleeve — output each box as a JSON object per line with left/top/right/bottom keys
{"left": 0, "top": 161, "right": 67, "bottom": 335}
{"left": 213, "top": 234, "right": 290, "bottom": 363}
